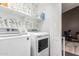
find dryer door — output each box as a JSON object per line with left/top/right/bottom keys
{"left": 38, "top": 38, "right": 48, "bottom": 52}
{"left": 37, "top": 36, "right": 49, "bottom": 56}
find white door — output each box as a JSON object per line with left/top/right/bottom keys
{"left": 0, "top": 35, "right": 30, "bottom": 56}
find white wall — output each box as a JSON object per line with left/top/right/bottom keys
{"left": 37, "top": 3, "right": 62, "bottom": 56}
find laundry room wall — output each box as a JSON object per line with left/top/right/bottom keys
{"left": 8, "top": 3, "right": 43, "bottom": 31}
{"left": 37, "top": 3, "right": 62, "bottom": 56}
{"left": 8, "top": 3, "right": 38, "bottom": 17}
{"left": 0, "top": 7, "right": 27, "bottom": 32}
{"left": 0, "top": 6, "right": 42, "bottom": 33}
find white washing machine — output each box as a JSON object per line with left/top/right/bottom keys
{"left": 0, "top": 28, "right": 31, "bottom": 56}
{"left": 28, "top": 32, "right": 50, "bottom": 56}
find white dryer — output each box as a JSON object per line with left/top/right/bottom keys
{"left": 28, "top": 32, "right": 50, "bottom": 56}
{"left": 0, "top": 28, "right": 31, "bottom": 56}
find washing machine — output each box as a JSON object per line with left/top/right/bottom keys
{"left": 0, "top": 28, "right": 31, "bottom": 56}
{"left": 28, "top": 32, "right": 50, "bottom": 56}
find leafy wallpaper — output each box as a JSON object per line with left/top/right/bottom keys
{"left": 8, "top": 3, "right": 38, "bottom": 17}
{"left": 0, "top": 4, "right": 42, "bottom": 33}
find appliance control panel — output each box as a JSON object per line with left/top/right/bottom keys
{"left": 0, "top": 28, "right": 19, "bottom": 34}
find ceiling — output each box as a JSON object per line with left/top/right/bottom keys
{"left": 62, "top": 3, "right": 79, "bottom": 13}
